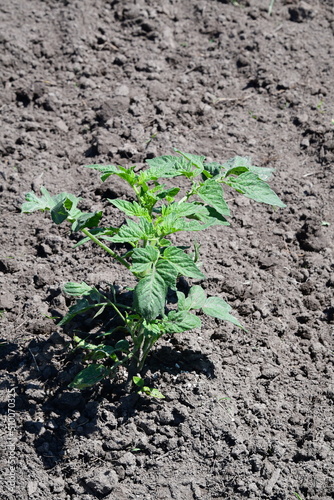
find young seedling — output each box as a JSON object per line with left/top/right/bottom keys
{"left": 22, "top": 151, "right": 285, "bottom": 394}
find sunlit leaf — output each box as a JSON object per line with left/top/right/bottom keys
{"left": 222, "top": 156, "right": 274, "bottom": 181}
{"left": 184, "top": 285, "right": 207, "bottom": 310}
{"left": 156, "top": 187, "right": 180, "bottom": 200}
{"left": 149, "top": 388, "right": 165, "bottom": 399}
{"left": 145, "top": 155, "right": 190, "bottom": 179}
{"left": 161, "top": 201, "right": 207, "bottom": 218}
{"left": 134, "top": 260, "right": 177, "bottom": 320}
{"left": 71, "top": 211, "right": 103, "bottom": 231}
{"left": 203, "top": 162, "right": 223, "bottom": 178}
{"left": 130, "top": 247, "right": 159, "bottom": 274}
{"left": 197, "top": 179, "right": 230, "bottom": 216}
{"left": 163, "top": 246, "right": 205, "bottom": 279}
{"left": 84, "top": 164, "right": 120, "bottom": 181}
{"left": 175, "top": 150, "right": 206, "bottom": 175}
{"left": 111, "top": 218, "right": 155, "bottom": 243}
{"left": 224, "top": 172, "right": 286, "bottom": 207}
{"left": 164, "top": 310, "right": 201, "bottom": 333}
{"left": 202, "top": 296, "right": 243, "bottom": 328}
{"left": 50, "top": 193, "right": 82, "bottom": 224}
{"left": 109, "top": 199, "right": 150, "bottom": 218}
{"left": 63, "top": 282, "right": 93, "bottom": 297}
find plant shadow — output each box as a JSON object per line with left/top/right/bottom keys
{"left": 1, "top": 324, "right": 215, "bottom": 470}
{"left": 147, "top": 344, "right": 215, "bottom": 379}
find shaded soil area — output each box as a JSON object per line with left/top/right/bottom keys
{"left": 1, "top": 0, "right": 334, "bottom": 499}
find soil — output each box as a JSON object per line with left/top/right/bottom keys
{"left": 1, "top": 0, "right": 334, "bottom": 499}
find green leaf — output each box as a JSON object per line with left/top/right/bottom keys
{"left": 196, "top": 205, "right": 230, "bottom": 226}
{"left": 156, "top": 187, "right": 180, "bottom": 200}
{"left": 161, "top": 201, "right": 206, "bottom": 218}
{"left": 197, "top": 179, "right": 230, "bottom": 216}
{"left": 133, "top": 260, "right": 177, "bottom": 320}
{"left": 142, "top": 320, "right": 165, "bottom": 338}
{"left": 115, "top": 339, "right": 130, "bottom": 352}
{"left": 133, "top": 377, "right": 165, "bottom": 399}
{"left": 203, "top": 162, "right": 223, "bottom": 178}
{"left": 69, "top": 364, "right": 109, "bottom": 389}
{"left": 111, "top": 218, "right": 155, "bottom": 243}
{"left": 63, "top": 282, "right": 93, "bottom": 297}
{"left": 175, "top": 150, "right": 206, "bottom": 175}
{"left": 159, "top": 238, "right": 171, "bottom": 246}
{"left": 50, "top": 199, "right": 72, "bottom": 224}
{"left": 90, "top": 347, "right": 115, "bottom": 361}
{"left": 204, "top": 157, "right": 275, "bottom": 182}
{"left": 74, "top": 337, "right": 117, "bottom": 359}
{"left": 134, "top": 273, "right": 167, "bottom": 321}
{"left": 202, "top": 296, "right": 243, "bottom": 328}
{"left": 21, "top": 187, "right": 54, "bottom": 213}
{"left": 224, "top": 172, "right": 286, "bottom": 207}
{"left": 73, "top": 237, "right": 90, "bottom": 247}
{"left": 71, "top": 211, "right": 103, "bottom": 232}
{"left": 84, "top": 164, "right": 120, "bottom": 181}
{"left": 133, "top": 376, "right": 144, "bottom": 388}
{"left": 83, "top": 340, "right": 129, "bottom": 360}
{"left": 163, "top": 247, "right": 205, "bottom": 279}
{"left": 53, "top": 193, "right": 81, "bottom": 211}
{"left": 164, "top": 310, "right": 202, "bottom": 333}
{"left": 50, "top": 193, "right": 82, "bottom": 224}
{"left": 222, "top": 156, "right": 253, "bottom": 170}
{"left": 145, "top": 153, "right": 204, "bottom": 179}
{"left": 155, "top": 213, "right": 183, "bottom": 235}
{"left": 183, "top": 285, "right": 207, "bottom": 311}
{"left": 157, "top": 211, "right": 215, "bottom": 236}
{"left": 39, "top": 186, "right": 55, "bottom": 206}
{"left": 130, "top": 247, "right": 159, "bottom": 274}
{"left": 58, "top": 296, "right": 107, "bottom": 326}
{"left": 145, "top": 155, "right": 190, "bottom": 179}
{"left": 149, "top": 388, "right": 165, "bottom": 399}
{"left": 223, "top": 156, "right": 274, "bottom": 181}
{"left": 109, "top": 199, "right": 150, "bottom": 218}
{"left": 176, "top": 291, "right": 186, "bottom": 311}
{"left": 161, "top": 215, "right": 227, "bottom": 235}
{"left": 21, "top": 188, "right": 81, "bottom": 217}
{"left": 155, "top": 260, "right": 178, "bottom": 288}
{"left": 140, "top": 191, "right": 159, "bottom": 212}
{"left": 117, "top": 171, "right": 137, "bottom": 185}
{"left": 85, "top": 164, "right": 138, "bottom": 184}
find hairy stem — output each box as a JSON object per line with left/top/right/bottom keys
{"left": 125, "top": 323, "right": 147, "bottom": 389}
{"left": 138, "top": 338, "right": 155, "bottom": 373}
{"left": 81, "top": 228, "right": 130, "bottom": 269}
{"left": 107, "top": 300, "right": 126, "bottom": 323}
{"left": 178, "top": 182, "right": 197, "bottom": 204}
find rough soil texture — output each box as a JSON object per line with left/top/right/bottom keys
{"left": 1, "top": 1, "right": 334, "bottom": 499}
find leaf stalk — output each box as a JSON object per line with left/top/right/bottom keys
{"left": 81, "top": 228, "right": 130, "bottom": 269}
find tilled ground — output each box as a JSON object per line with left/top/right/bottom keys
{"left": 0, "top": 1, "right": 334, "bottom": 499}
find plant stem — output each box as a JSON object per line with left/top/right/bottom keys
{"left": 178, "top": 192, "right": 192, "bottom": 204}
{"left": 178, "top": 182, "right": 197, "bottom": 204}
{"left": 125, "top": 323, "right": 146, "bottom": 388}
{"left": 137, "top": 333, "right": 159, "bottom": 373}
{"left": 138, "top": 340, "right": 153, "bottom": 372}
{"left": 107, "top": 300, "right": 126, "bottom": 323}
{"left": 268, "top": 0, "right": 275, "bottom": 15}
{"left": 81, "top": 228, "right": 130, "bottom": 268}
